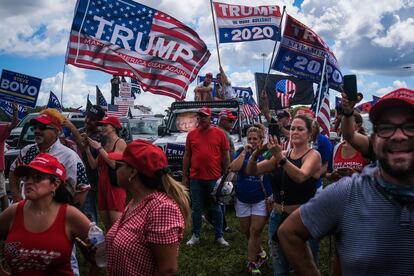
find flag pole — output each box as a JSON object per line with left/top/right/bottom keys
{"left": 316, "top": 57, "right": 327, "bottom": 115}
{"left": 263, "top": 5, "right": 286, "bottom": 90}
{"left": 60, "top": 63, "right": 66, "bottom": 108}
{"left": 209, "top": 0, "right": 222, "bottom": 68}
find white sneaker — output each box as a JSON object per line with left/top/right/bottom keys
{"left": 215, "top": 237, "right": 229, "bottom": 246}
{"left": 186, "top": 234, "right": 200, "bottom": 246}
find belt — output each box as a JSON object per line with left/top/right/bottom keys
{"left": 273, "top": 202, "right": 300, "bottom": 215}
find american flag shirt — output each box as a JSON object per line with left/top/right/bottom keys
{"left": 10, "top": 139, "right": 90, "bottom": 196}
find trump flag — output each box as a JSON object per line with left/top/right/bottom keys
{"left": 272, "top": 15, "right": 343, "bottom": 91}
{"left": 213, "top": 2, "right": 282, "bottom": 43}
{"left": 66, "top": 0, "right": 211, "bottom": 100}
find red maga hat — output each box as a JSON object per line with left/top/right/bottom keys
{"left": 369, "top": 88, "right": 414, "bottom": 123}
{"left": 14, "top": 153, "right": 67, "bottom": 182}
{"left": 198, "top": 106, "right": 211, "bottom": 116}
{"left": 97, "top": 116, "right": 122, "bottom": 129}
{"left": 108, "top": 139, "right": 168, "bottom": 178}
{"left": 30, "top": 113, "right": 62, "bottom": 131}
{"left": 219, "top": 109, "right": 237, "bottom": 120}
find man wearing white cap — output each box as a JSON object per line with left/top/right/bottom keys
{"left": 277, "top": 88, "right": 414, "bottom": 275}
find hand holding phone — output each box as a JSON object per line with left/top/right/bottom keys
{"left": 343, "top": 75, "right": 358, "bottom": 101}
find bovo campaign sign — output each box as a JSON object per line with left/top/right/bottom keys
{"left": 213, "top": 2, "right": 282, "bottom": 43}
{"left": 0, "top": 70, "right": 42, "bottom": 108}
{"left": 272, "top": 15, "right": 343, "bottom": 91}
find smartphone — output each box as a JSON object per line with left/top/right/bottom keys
{"left": 343, "top": 75, "right": 358, "bottom": 101}
{"left": 268, "top": 123, "right": 280, "bottom": 143}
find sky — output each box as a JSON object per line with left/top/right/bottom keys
{"left": 0, "top": 0, "right": 413, "bottom": 114}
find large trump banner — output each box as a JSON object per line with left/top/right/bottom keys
{"left": 0, "top": 70, "right": 41, "bottom": 108}
{"left": 66, "top": 0, "right": 210, "bottom": 100}
{"left": 213, "top": 2, "right": 282, "bottom": 43}
{"left": 272, "top": 15, "right": 343, "bottom": 91}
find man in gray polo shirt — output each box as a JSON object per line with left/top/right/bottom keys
{"left": 278, "top": 88, "right": 414, "bottom": 275}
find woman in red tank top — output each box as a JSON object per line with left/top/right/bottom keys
{"left": 327, "top": 112, "right": 370, "bottom": 182}
{"left": 86, "top": 116, "right": 127, "bottom": 231}
{"left": 0, "top": 153, "right": 91, "bottom": 276}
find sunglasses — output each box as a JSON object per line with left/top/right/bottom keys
{"left": 32, "top": 124, "right": 56, "bottom": 131}
{"left": 23, "top": 173, "right": 56, "bottom": 183}
{"left": 115, "top": 161, "right": 127, "bottom": 170}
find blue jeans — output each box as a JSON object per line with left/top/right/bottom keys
{"left": 82, "top": 190, "right": 98, "bottom": 223}
{"left": 190, "top": 179, "right": 223, "bottom": 239}
{"left": 268, "top": 210, "right": 319, "bottom": 276}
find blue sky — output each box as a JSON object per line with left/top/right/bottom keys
{"left": 0, "top": 0, "right": 413, "bottom": 113}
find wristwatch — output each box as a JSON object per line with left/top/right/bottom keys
{"left": 278, "top": 157, "right": 287, "bottom": 167}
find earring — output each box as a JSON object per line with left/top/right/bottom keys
{"left": 51, "top": 190, "right": 55, "bottom": 197}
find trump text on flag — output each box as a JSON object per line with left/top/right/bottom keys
{"left": 272, "top": 15, "right": 343, "bottom": 91}
{"left": 213, "top": 2, "right": 281, "bottom": 43}
{"left": 66, "top": 0, "right": 210, "bottom": 100}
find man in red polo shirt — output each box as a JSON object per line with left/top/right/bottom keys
{"left": 183, "top": 106, "right": 230, "bottom": 246}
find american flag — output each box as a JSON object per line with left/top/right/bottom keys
{"left": 311, "top": 64, "right": 330, "bottom": 136}
{"left": 96, "top": 85, "right": 108, "bottom": 108}
{"left": 107, "top": 104, "right": 129, "bottom": 117}
{"left": 275, "top": 79, "right": 296, "bottom": 108}
{"left": 66, "top": 0, "right": 210, "bottom": 100}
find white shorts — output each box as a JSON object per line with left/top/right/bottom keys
{"left": 235, "top": 198, "right": 267, "bottom": 218}
{"left": 0, "top": 172, "right": 6, "bottom": 197}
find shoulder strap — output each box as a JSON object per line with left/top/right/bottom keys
{"left": 112, "top": 138, "right": 121, "bottom": 151}
{"left": 258, "top": 176, "right": 268, "bottom": 198}
{"left": 299, "top": 148, "right": 313, "bottom": 159}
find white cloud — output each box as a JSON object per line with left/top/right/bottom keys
{"left": 376, "top": 79, "right": 408, "bottom": 95}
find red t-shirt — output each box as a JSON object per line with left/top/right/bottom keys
{"left": 0, "top": 123, "right": 11, "bottom": 171}
{"left": 186, "top": 126, "right": 229, "bottom": 180}
{"left": 333, "top": 142, "right": 369, "bottom": 173}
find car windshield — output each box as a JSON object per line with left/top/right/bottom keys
{"left": 130, "top": 118, "right": 163, "bottom": 135}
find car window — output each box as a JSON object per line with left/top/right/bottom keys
{"left": 130, "top": 118, "right": 162, "bottom": 135}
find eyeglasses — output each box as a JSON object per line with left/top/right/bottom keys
{"left": 23, "top": 173, "right": 56, "bottom": 183}
{"left": 32, "top": 124, "right": 56, "bottom": 131}
{"left": 115, "top": 161, "right": 126, "bottom": 170}
{"left": 198, "top": 115, "right": 210, "bottom": 120}
{"left": 374, "top": 123, "right": 414, "bottom": 138}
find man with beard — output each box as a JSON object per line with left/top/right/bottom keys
{"left": 183, "top": 106, "right": 231, "bottom": 246}
{"left": 277, "top": 88, "right": 414, "bottom": 275}
{"left": 63, "top": 104, "right": 105, "bottom": 223}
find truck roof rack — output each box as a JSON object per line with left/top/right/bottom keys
{"left": 171, "top": 100, "right": 239, "bottom": 110}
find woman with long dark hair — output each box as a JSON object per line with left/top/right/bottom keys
{"left": 105, "top": 139, "right": 191, "bottom": 275}
{"left": 246, "top": 114, "right": 322, "bottom": 276}
{"left": 0, "top": 153, "right": 91, "bottom": 275}
{"left": 86, "top": 116, "right": 127, "bottom": 230}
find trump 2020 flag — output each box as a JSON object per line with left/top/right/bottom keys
{"left": 272, "top": 15, "right": 343, "bottom": 91}
{"left": 47, "top": 91, "right": 63, "bottom": 111}
{"left": 213, "top": 2, "right": 282, "bottom": 43}
{"left": 0, "top": 101, "right": 27, "bottom": 120}
{"left": 66, "top": 0, "right": 211, "bottom": 100}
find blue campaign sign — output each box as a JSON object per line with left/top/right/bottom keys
{"left": 233, "top": 86, "right": 253, "bottom": 101}
{"left": 0, "top": 70, "right": 42, "bottom": 108}
{"left": 166, "top": 143, "right": 185, "bottom": 158}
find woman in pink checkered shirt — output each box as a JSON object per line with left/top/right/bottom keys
{"left": 106, "top": 139, "right": 191, "bottom": 275}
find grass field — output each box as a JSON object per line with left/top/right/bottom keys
{"left": 77, "top": 207, "right": 334, "bottom": 276}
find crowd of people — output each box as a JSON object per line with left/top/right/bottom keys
{"left": 0, "top": 85, "right": 413, "bottom": 275}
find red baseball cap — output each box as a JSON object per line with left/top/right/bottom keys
{"left": 198, "top": 106, "right": 211, "bottom": 116}
{"left": 108, "top": 139, "right": 168, "bottom": 178}
{"left": 97, "top": 116, "right": 122, "bottom": 129}
{"left": 205, "top": 72, "right": 213, "bottom": 77}
{"left": 30, "top": 113, "right": 62, "bottom": 131}
{"left": 14, "top": 153, "right": 67, "bottom": 182}
{"left": 369, "top": 88, "right": 414, "bottom": 123}
{"left": 219, "top": 109, "right": 237, "bottom": 120}
{"left": 295, "top": 107, "right": 315, "bottom": 118}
